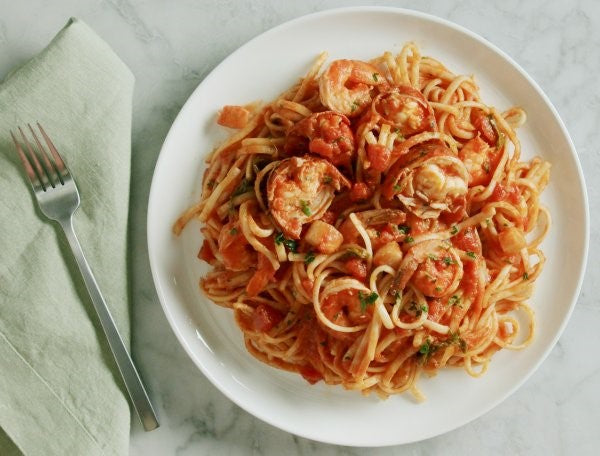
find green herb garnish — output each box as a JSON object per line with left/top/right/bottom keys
{"left": 523, "top": 272, "right": 529, "bottom": 280}
{"left": 466, "top": 251, "right": 476, "bottom": 259}
{"left": 443, "top": 256, "right": 455, "bottom": 266}
{"left": 419, "top": 340, "right": 431, "bottom": 355}
{"left": 300, "top": 200, "right": 311, "bottom": 216}
{"left": 405, "top": 236, "right": 414, "bottom": 243}
{"left": 358, "top": 291, "right": 379, "bottom": 312}
{"left": 229, "top": 228, "right": 238, "bottom": 235}
{"left": 304, "top": 251, "right": 316, "bottom": 265}
{"left": 449, "top": 295, "right": 460, "bottom": 306}
{"left": 397, "top": 225, "right": 411, "bottom": 235}
{"left": 450, "top": 225, "right": 459, "bottom": 235}
{"left": 372, "top": 72, "right": 379, "bottom": 82}
{"left": 275, "top": 232, "right": 297, "bottom": 252}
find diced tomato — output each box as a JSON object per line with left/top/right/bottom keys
{"left": 218, "top": 221, "right": 257, "bottom": 271}
{"left": 217, "top": 105, "right": 250, "bottom": 129}
{"left": 299, "top": 365, "right": 323, "bottom": 384}
{"left": 321, "top": 210, "right": 337, "bottom": 225}
{"left": 251, "top": 303, "right": 284, "bottom": 332}
{"left": 451, "top": 226, "right": 482, "bottom": 254}
{"left": 490, "top": 183, "right": 521, "bottom": 204}
{"left": 427, "top": 298, "right": 446, "bottom": 323}
{"left": 371, "top": 224, "right": 403, "bottom": 250}
{"left": 345, "top": 258, "right": 367, "bottom": 281}
{"left": 367, "top": 143, "right": 391, "bottom": 172}
{"left": 405, "top": 212, "right": 430, "bottom": 236}
{"left": 461, "top": 260, "right": 480, "bottom": 303}
{"left": 349, "top": 182, "right": 372, "bottom": 202}
{"left": 198, "top": 240, "right": 215, "bottom": 263}
{"left": 246, "top": 253, "right": 276, "bottom": 297}
{"left": 471, "top": 109, "right": 498, "bottom": 146}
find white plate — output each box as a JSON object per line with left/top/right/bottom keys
{"left": 147, "top": 7, "right": 588, "bottom": 446}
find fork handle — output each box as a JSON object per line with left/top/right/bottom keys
{"left": 59, "top": 217, "right": 159, "bottom": 431}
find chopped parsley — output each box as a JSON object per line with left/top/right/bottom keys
{"left": 405, "top": 236, "right": 414, "bottom": 243}
{"left": 322, "top": 175, "right": 333, "bottom": 184}
{"left": 351, "top": 101, "right": 360, "bottom": 112}
{"left": 442, "top": 256, "right": 455, "bottom": 266}
{"left": 450, "top": 225, "right": 459, "bottom": 235}
{"left": 447, "top": 331, "right": 468, "bottom": 353}
{"left": 229, "top": 228, "right": 238, "bottom": 235}
{"left": 523, "top": 272, "right": 529, "bottom": 280}
{"left": 397, "top": 225, "right": 411, "bottom": 235}
{"left": 408, "top": 301, "right": 418, "bottom": 313}
{"left": 274, "top": 232, "right": 297, "bottom": 252}
{"left": 419, "top": 340, "right": 432, "bottom": 355}
{"left": 358, "top": 291, "right": 379, "bottom": 312}
{"left": 428, "top": 254, "right": 438, "bottom": 261}
{"left": 466, "top": 251, "right": 477, "bottom": 259}
{"left": 372, "top": 72, "right": 379, "bottom": 82}
{"left": 482, "top": 161, "right": 491, "bottom": 173}
{"left": 304, "top": 251, "right": 316, "bottom": 265}
{"left": 300, "top": 200, "right": 311, "bottom": 216}
{"left": 341, "top": 247, "right": 369, "bottom": 260}
{"left": 421, "top": 304, "right": 429, "bottom": 313}
{"left": 449, "top": 295, "right": 460, "bottom": 306}
{"left": 393, "top": 184, "right": 402, "bottom": 192}
{"left": 419, "top": 332, "right": 467, "bottom": 364}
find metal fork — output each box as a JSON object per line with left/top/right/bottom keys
{"left": 11, "top": 123, "right": 159, "bottom": 432}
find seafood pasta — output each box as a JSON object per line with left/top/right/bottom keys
{"left": 174, "top": 43, "right": 551, "bottom": 399}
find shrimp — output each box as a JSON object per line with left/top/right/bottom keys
{"left": 284, "top": 111, "right": 355, "bottom": 166}
{"left": 218, "top": 219, "right": 257, "bottom": 271}
{"left": 372, "top": 85, "right": 436, "bottom": 136}
{"left": 267, "top": 156, "right": 350, "bottom": 239}
{"left": 383, "top": 142, "right": 468, "bottom": 220}
{"left": 391, "top": 240, "right": 463, "bottom": 298}
{"left": 319, "top": 60, "right": 387, "bottom": 117}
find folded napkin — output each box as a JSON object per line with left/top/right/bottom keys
{"left": 0, "top": 19, "right": 134, "bottom": 455}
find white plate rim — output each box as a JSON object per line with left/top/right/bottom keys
{"left": 147, "top": 6, "right": 589, "bottom": 446}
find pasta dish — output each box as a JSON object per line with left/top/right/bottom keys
{"left": 173, "top": 42, "right": 550, "bottom": 399}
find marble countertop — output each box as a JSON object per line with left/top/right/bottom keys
{"left": 2, "top": 0, "right": 599, "bottom": 454}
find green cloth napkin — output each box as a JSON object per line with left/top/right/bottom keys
{"left": 0, "top": 18, "right": 134, "bottom": 456}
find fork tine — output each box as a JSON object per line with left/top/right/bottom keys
{"left": 28, "top": 123, "right": 63, "bottom": 186}
{"left": 19, "top": 126, "right": 53, "bottom": 190}
{"left": 37, "top": 123, "right": 68, "bottom": 178}
{"left": 10, "top": 130, "right": 43, "bottom": 191}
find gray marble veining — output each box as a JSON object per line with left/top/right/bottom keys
{"left": 1, "top": 0, "right": 598, "bottom": 454}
